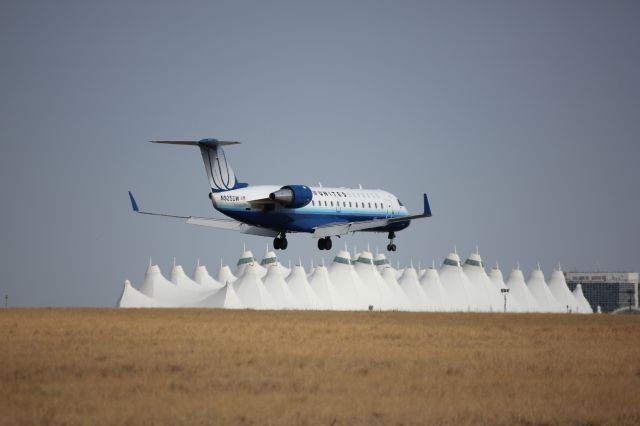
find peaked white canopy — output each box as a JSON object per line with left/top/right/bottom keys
{"left": 420, "top": 267, "right": 451, "bottom": 311}
{"left": 328, "top": 250, "right": 368, "bottom": 310}
{"left": 398, "top": 266, "right": 430, "bottom": 311}
{"left": 438, "top": 252, "right": 475, "bottom": 311}
{"left": 308, "top": 264, "right": 341, "bottom": 310}
{"left": 506, "top": 267, "right": 540, "bottom": 312}
{"left": 193, "top": 263, "right": 224, "bottom": 290}
{"left": 118, "top": 280, "right": 162, "bottom": 308}
{"left": 217, "top": 264, "right": 237, "bottom": 285}
{"left": 572, "top": 284, "right": 594, "bottom": 314}
{"left": 547, "top": 267, "right": 579, "bottom": 313}
{"left": 286, "top": 264, "right": 319, "bottom": 309}
{"left": 233, "top": 263, "right": 275, "bottom": 309}
{"left": 462, "top": 252, "right": 500, "bottom": 312}
{"left": 263, "top": 263, "right": 297, "bottom": 309}
{"left": 526, "top": 266, "right": 563, "bottom": 313}
{"left": 488, "top": 265, "right": 523, "bottom": 312}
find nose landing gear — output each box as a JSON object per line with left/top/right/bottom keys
{"left": 386, "top": 231, "right": 397, "bottom": 252}
{"left": 317, "top": 236, "right": 332, "bottom": 250}
{"left": 273, "top": 233, "right": 288, "bottom": 250}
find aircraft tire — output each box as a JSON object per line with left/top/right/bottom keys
{"left": 281, "top": 238, "right": 288, "bottom": 250}
{"left": 317, "top": 238, "right": 326, "bottom": 250}
{"left": 274, "top": 237, "right": 281, "bottom": 250}
{"left": 324, "top": 237, "right": 332, "bottom": 250}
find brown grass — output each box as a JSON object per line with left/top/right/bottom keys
{"left": 1, "top": 309, "right": 639, "bottom": 425}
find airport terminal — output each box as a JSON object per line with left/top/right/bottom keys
{"left": 118, "top": 247, "right": 638, "bottom": 314}
{"left": 565, "top": 272, "right": 639, "bottom": 313}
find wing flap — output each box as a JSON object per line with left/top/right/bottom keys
{"left": 313, "top": 218, "right": 391, "bottom": 238}
{"left": 129, "top": 191, "right": 279, "bottom": 236}
{"left": 187, "top": 217, "right": 280, "bottom": 236}
{"left": 186, "top": 217, "right": 246, "bottom": 230}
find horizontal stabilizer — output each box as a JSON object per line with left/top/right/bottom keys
{"left": 151, "top": 140, "right": 240, "bottom": 147}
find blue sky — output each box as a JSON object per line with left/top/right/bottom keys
{"left": 1, "top": 0, "right": 638, "bottom": 306}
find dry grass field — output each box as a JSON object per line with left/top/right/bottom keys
{"left": 1, "top": 309, "right": 639, "bottom": 425}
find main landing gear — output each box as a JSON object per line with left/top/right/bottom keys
{"left": 386, "top": 231, "right": 397, "bottom": 252}
{"left": 317, "top": 236, "right": 332, "bottom": 251}
{"left": 273, "top": 233, "right": 288, "bottom": 250}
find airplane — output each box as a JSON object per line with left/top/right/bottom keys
{"left": 128, "top": 139, "right": 432, "bottom": 251}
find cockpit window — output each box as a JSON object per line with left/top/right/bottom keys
{"left": 397, "top": 199, "right": 404, "bottom": 206}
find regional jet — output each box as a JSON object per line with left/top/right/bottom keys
{"left": 128, "top": 139, "right": 431, "bottom": 251}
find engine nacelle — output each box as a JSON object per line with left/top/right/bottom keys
{"left": 268, "top": 185, "right": 313, "bottom": 208}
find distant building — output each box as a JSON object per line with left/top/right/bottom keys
{"left": 564, "top": 272, "right": 638, "bottom": 313}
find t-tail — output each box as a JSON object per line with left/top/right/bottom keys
{"left": 151, "top": 139, "right": 248, "bottom": 192}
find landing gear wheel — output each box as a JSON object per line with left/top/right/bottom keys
{"left": 274, "top": 233, "right": 288, "bottom": 250}
{"left": 317, "top": 237, "right": 332, "bottom": 250}
{"left": 387, "top": 232, "right": 397, "bottom": 252}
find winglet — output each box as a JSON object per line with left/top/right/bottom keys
{"left": 128, "top": 191, "right": 139, "bottom": 212}
{"left": 423, "top": 193, "right": 432, "bottom": 217}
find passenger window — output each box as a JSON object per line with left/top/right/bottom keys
{"left": 331, "top": 201, "right": 333, "bottom": 207}
{"left": 368, "top": 202, "right": 371, "bottom": 208}
{"left": 349, "top": 202, "right": 352, "bottom": 207}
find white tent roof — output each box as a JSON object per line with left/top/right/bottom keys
{"left": 572, "top": 284, "right": 593, "bottom": 314}
{"left": 526, "top": 266, "right": 563, "bottom": 313}
{"left": 488, "top": 264, "right": 507, "bottom": 290}
{"left": 260, "top": 249, "right": 290, "bottom": 277}
{"left": 419, "top": 267, "right": 451, "bottom": 311}
{"left": 118, "top": 280, "right": 162, "bottom": 308}
{"left": 196, "top": 282, "right": 243, "bottom": 309}
{"left": 374, "top": 253, "right": 391, "bottom": 271}
{"left": 398, "top": 266, "right": 430, "bottom": 311}
{"left": 262, "top": 263, "right": 297, "bottom": 309}
{"left": 307, "top": 263, "right": 341, "bottom": 310}
{"left": 488, "top": 265, "right": 523, "bottom": 312}
{"left": 379, "top": 266, "right": 412, "bottom": 311}
{"left": 547, "top": 267, "right": 579, "bottom": 313}
{"left": 506, "top": 266, "right": 540, "bottom": 312}
{"left": 438, "top": 252, "right": 475, "bottom": 311}
{"left": 418, "top": 268, "right": 427, "bottom": 280}
{"left": 193, "top": 262, "right": 224, "bottom": 290}
{"left": 232, "top": 263, "right": 275, "bottom": 309}
{"left": 328, "top": 250, "right": 368, "bottom": 310}
{"left": 354, "top": 251, "right": 396, "bottom": 310}
{"left": 217, "top": 264, "right": 237, "bottom": 285}
{"left": 171, "top": 263, "right": 207, "bottom": 292}
{"left": 462, "top": 252, "right": 500, "bottom": 312}
{"left": 139, "top": 264, "right": 218, "bottom": 307}
{"left": 236, "top": 250, "right": 267, "bottom": 278}
{"left": 286, "top": 264, "right": 319, "bottom": 309}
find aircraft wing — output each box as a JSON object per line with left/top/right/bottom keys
{"left": 128, "top": 191, "right": 280, "bottom": 237}
{"left": 312, "top": 193, "right": 432, "bottom": 238}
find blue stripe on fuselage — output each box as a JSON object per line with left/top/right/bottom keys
{"left": 216, "top": 207, "right": 410, "bottom": 233}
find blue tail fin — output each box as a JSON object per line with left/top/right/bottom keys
{"left": 152, "top": 139, "right": 248, "bottom": 192}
